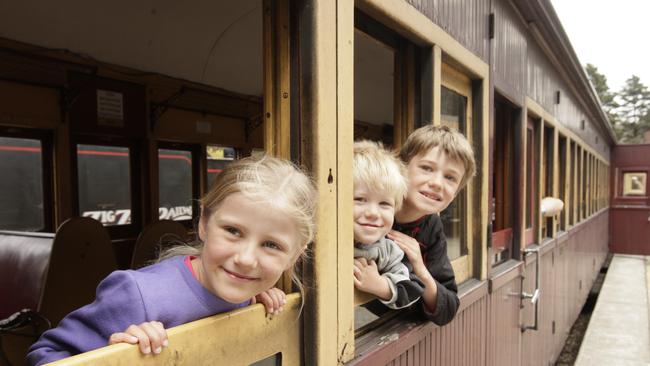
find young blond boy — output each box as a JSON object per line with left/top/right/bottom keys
{"left": 352, "top": 140, "right": 423, "bottom": 309}
{"left": 386, "top": 125, "right": 476, "bottom": 325}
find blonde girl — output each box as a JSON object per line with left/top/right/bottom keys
{"left": 28, "top": 156, "right": 316, "bottom": 366}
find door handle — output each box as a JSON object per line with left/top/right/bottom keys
{"left": 521, "top": 247, "right": 541, "bottom": 332}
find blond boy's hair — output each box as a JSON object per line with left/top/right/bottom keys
{"left": 399, "top": 125, "right": 476, "bottom": 190}
{"left": 354, "top": 140, "right": 408, "bottom": 211}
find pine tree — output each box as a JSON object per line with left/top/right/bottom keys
{"left": 585, "top": 64, "right": 620, "bottom": 138}
{"left": 616, "top": 75, "right": 650, "bottom": 143}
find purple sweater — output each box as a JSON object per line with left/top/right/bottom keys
{"left": 27, "top": 256, "right": 249, "bottom": 366}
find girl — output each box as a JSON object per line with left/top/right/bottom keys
{"left": 27, "top": 156, "right": 317, "bottom": 365}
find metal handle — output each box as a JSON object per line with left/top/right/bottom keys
{"left": 521, "top": 247, "right": 541, "bottom": 332}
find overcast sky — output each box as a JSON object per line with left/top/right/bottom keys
{"left": 550, "top": 0, "right": 650, "bottom": 92}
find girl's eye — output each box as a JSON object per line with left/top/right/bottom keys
{"left": 263, "top": 241, "right": 282, "bottom": 251}
{"left": 380, "top": 201, "right": 394, "bottom": 208}
{"left": 354, "top": 196, "right": 365, "bottom": 202}
{"left": 419, "top": 165, "right": 433, "bottom": 172}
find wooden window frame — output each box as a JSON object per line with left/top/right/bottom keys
{"left": 440, "top": 62, "right": 473, "bottom": 283}
{"left": 558, "top": 134, "right": 567, "bottom": 232}
{"left": 524, "top": 117, "right": 538, "bottom": 246}
{"left": 491, "top": 96, "right": 518, "bottom": 265}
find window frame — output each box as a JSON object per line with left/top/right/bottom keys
{"left": 524, "top": 117, "right": 538, "bottom": 246}
{"left": 491, "top": 96, "right": 519, "bottom": 266}
{"left": 0, "top": 127, "right": 54, "bottom": 232}
{"left": 157, "top": 141, "right": 201, "bottom": 227}
{"left": 71, "top": 135, "right": 142, "bottom": 238}
{"left": 440, "top": 62, "right": 474, "bottom": 283}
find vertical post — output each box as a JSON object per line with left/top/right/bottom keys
{"left": 432, "top": 45, "right": 442, "bottom": 126}
{"left": 300, "top": 0, "right": 354, "bottom": 364}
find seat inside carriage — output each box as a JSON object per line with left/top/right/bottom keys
{"left": 0, "top": 218, "right": 117, "bottom": 365}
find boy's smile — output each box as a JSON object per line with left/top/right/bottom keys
{"left": 353, "top": 182, "right": 396, "bottom": 245}
{"left": 397, "top": 146, "right": 465, "bottom": 222}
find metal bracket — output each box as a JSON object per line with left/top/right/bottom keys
{"left": 150, "top": 87, "right": 186, "bottom": 131}
{"left": 521, "top": 247, "right": 541, "bottom": 332}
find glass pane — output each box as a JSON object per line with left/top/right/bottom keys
{"left": 77, "top": 144, "right": 131, "bottom": 226}
{"left": 207, "top": 146, "right": 236, "bottom": 188}
{"left": 0, "top": 137, "right": 44, "bottom": 231}
{"left": 158, "top": 149, "right": 193, "bottom": 221}
{"left": 441, "top": 86, "right": 468, "bottom": 260}
{"left": 353, "top": 30, "right": 395, "bottom": 146}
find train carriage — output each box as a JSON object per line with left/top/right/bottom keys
{"left": 0, "top": 0, "right": 622, "bottom": 365}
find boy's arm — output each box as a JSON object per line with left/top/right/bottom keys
{"left": 380, "top": 239, "right": 423, "bottom": 309}
{"left": 420, "top": 217, "right": 459, "bottom": 326}
{"left": 27, "top": 271, "right": 147, "bottom": 366}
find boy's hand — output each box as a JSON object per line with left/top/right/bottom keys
{"left": 353, "top": 258, "right": 391, "bottom": 301}
{"left": 252, "top": 287, "right": 287, "bottom": 315}
{"left": 108, "top": 321, "right": 168, "bottom": 355}
{"left": 388, "top": 230, "right": 426, "bottom": 275}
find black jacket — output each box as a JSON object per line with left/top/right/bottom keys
{"left": 393, "top": 214, "right": 460, "bottom": 326}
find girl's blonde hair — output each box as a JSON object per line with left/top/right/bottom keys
{"left": 159, "top": 155, "right": 317, "bottom": 297}
{"left": 354, "top": 140, "right": 408, "bottom": 211}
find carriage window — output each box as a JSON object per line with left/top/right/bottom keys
{"left": 207, "top": 145, "right": 236, "bottom": 188}
{"left": 441, "top": 86, "right": 468, "bottom": 261}
{"left": 558, "top": 136, "right": 567, "bottom": 232}
{"left": 0, "top": 137, "right": 45, "bottom": 231}
{"left": 159, "top": 149, "right": 193, "bottom": 221}
{"left": 541, "top": 125, "right": 554, "bottom": 239}
{"left": 353, "top": 29, "right": 395, "bottom": 146}
{"left": 569, "top": 141, "right": 576, "bottom": 225}
{"left": 525, "top": 118, "right": 538, "bottom": 246}
{"left": 491, "top": 97, "right": 517, "bottom": 265}
{"left": 77, "top": 144, "right": 131, "bottom": 226}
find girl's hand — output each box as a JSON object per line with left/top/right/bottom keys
{"left": 387, "top": 230, "right": 426, "bottom": 273}
{"left": 353, "top": 258, "right": 391, "bottom": 301}
{"left": 252, "top": 287, "right": 287, "bottom": 315}
{"left": 108, "top": 321, "right": 168, "bottom": 355}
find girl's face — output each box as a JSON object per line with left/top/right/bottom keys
{"left": 195, "top": 192, "right": 302, "bottom": 304}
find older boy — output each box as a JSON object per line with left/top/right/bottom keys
{"left": 387, "top": 125, "right": 476, "bottom": 325}
{"left": 352, "top": 140, "right": 423, "bottom": 309}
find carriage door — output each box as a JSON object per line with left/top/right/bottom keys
{"left": 610, "top": 144, "right": 650, "bottom": 254}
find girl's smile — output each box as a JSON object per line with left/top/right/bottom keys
{"left": 194, "top": 192, "right": 301, "bottom": 304}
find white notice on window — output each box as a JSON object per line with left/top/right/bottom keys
{"left": 97, "top": 89, "right": 124, "bottom": 127}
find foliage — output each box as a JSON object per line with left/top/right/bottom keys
{"left": 586, "top": 64, "right": 650, "bottom": 144}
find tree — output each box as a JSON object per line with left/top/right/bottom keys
{"left": 585, "top": 63, "right": 621, "bottom": 138}
{"left": 616, "top": 75, "right": 650, "bottom": 143}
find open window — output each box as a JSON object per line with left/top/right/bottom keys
{"left": 558, "top": 135, "right": 567, "bottom": 232}
{"left": 524, "top": 117, "right": 539, "bottom": 246}
{"left": 440, "top": 62, "right": 474, "bottom": 282}
{"left": 352, "top": 10, "right": 421, "bottom": 333}
{"left": 491, "top": 96, "right": 518, "bottom": 265}
{"left": 541, "top": 124, "right": 554, "bottom": 239}
{"left": 569, "top": 140, "right": 576, "bottom": 226}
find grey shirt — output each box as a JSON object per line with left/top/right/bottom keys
{"left": 355, "top": 237, "right": 420, "bottom": 309}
